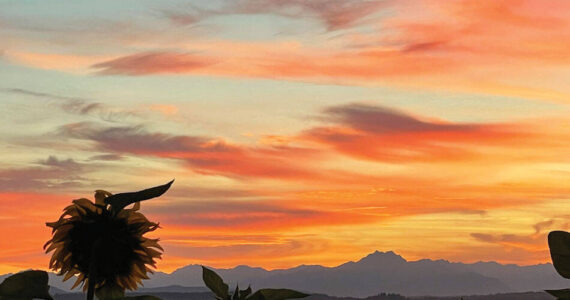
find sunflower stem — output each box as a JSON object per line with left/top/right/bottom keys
{"left": 87, "top": 266, "right": 96, "bottom": 300}
{"left": 87, "top": 239, "right": 101, "bottom": 300}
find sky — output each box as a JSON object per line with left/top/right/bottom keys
{"left": 1, "top": 0, "right": 570, "bottom": 274}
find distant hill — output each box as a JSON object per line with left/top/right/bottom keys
{"left": 53, "top": 291, "right": 213, "bottom": 300}
{"left": 51, "top": 291, "right": 555, "bottom": 300}
{"left": 311, "top": 292, "right": 555, "bottom": 300}
{"left": 136, "top": 285, "right": 209, "bottom": 293}
{"left": 7, "top": 251, "right": 567, "bottom": 297}
{"left": 141, "top": 251, "right": 566, "bottom": 297}
{"left": 49, "top": 286, "right": 70, "bottom": 295}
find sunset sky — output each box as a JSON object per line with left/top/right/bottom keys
{"left": 2, "top": 0, "right": 570, "bottom": 275}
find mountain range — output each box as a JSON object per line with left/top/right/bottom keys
{"left": 4, "top": 251, "right": 568, "bottom": 297}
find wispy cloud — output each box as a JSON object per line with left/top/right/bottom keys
{"left": 4, "top": 1, "right": 569, "bottom": 101}
{"left": 161, "top": 0, "right": 389, "bottom": 31}
{"left": 303, "top": 103, "right": 525, "bottom": 162}
{"left": 0, "top": 155, "right": 87, "bottom": 191}
{"left": 38, "top": 155, "right": 82, "bottom": 171}
{"left": 92, "top": 52, "right": 217, "bottom": 75}
{"left": 85, "top": 0, "right": 570, "bottom": 102}
{"left": 88, "top": 154, "right": 124, "bottom": 161}
{"left": 322, "top": 104, "right": 477, "bottom": 134}
{"left": 2, "top": 88, "right": 137, "bottom": 122}
{"left": 471, "top": 219, "right": 559, "bottom": 252}
{"left": 56, "top": 122, "right": 322, "bottom": 180}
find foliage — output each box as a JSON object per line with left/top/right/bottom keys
{"left": 116, "top": 297, "right": 162, "bottom": 300}
{"left": 546, "top": 231, "right": 570, "bottom": 299}
{"left": 202, "top": 266, "right": 310, "bottom": 300}
{"left": 546, "top": 289, "right": 570, "bottom": 300}
{"left": 0, "top": 270, "right": 53, "bottom": 300}
{"left": 44, "top": 180, "right": 173, "bottom": 300}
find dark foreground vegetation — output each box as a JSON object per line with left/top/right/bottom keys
{"left": 49, "top": 291, "right": 555, "bottom": 300}
{"left": 413, "top": 291, "right": 554, "bottom": 299}
{"left": 296, "top": 292, "right": 553, "bottom": 300}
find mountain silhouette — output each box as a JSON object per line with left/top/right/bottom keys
{"left": 16, "top": 251, "right": 568, "bottom": 297}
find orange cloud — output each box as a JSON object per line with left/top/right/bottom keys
{"left": 6, "top": 0, "right": 570, "bottom": 102}
{"left": 92, "top": 52, "right": 217, "bottom": 75}
{"left": 161, "top": 0, "right": 389, "bottom": 31}
{"left": 301, "top": 103, "right": 530, "bottom": 163}
{"left": 85, "top": 0, "right": 570, "bottom": 102}
{"left": 6, "top": 51, "right": 110, "bottom": 72}
{"left": 148, "top": 104, "right": 179, "bottom": 116}
{"left": 56, "top": 121, "right": 328, "bottom": 180}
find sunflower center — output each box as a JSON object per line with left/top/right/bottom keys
{"left": 68, "top": 210, "right": 140, "bottom": 284}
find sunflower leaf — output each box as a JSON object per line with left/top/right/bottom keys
{"left": 202, "top": 266, "right": 229, "bottom": 300}
{"left": 546, "top": 288, "right": 570, "bottom": 299}
{"left": 233, "top": 284, "right": 240, "bottom": 300}
{"left": 548, "top": 231, "right": 570, "bottom": 279}
{"left": 247, "top": 289, "right": 309, "bottom": 300}
{"left": 0, "top": 270, "right": 53, "bottom": 300}
{"left": 240, "top": 286, "right": 252, "bottom": 299}
{"left": 106, "top": 180, "right": 174, "bottom": 213}
{"left": 116, "top": 296, "right": 163, "bottom": 300}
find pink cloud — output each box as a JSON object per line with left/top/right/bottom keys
{"left": 92, "top": 52, "right": 217, "bottom": 75}
{"left": 57, "top": 122, "right": 324, "bottom": 180}
{"left": 302, "top": 103, "right": 527, "bottom": 162}
{"left": 161, "top": 0, "right": 389, "bottom": 31}
{"left": 87, "top": 0, "right": 570, "bottom": 102}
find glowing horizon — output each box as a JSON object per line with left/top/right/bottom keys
{"left": 2, "top": 0, "right": 570, "bottom": 275}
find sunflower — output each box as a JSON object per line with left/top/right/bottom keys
{"left": 44, "top": 180, "right": 173, "bottom": 299}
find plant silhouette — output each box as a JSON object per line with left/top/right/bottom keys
{"left": 546, "top": 231, "right": 570, "bottom": 299}
{"left": 202, "top": 266, "right": 309, "bottom": 300}
{"left": 44, "top": 180, "right": 173, "bottom": 300}
{"left": 0, "top": 270, "right": 53, "bottom": 300}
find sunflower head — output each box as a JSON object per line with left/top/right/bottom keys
{"left": 44, "top": 180, "right": 173, "bottom": 296}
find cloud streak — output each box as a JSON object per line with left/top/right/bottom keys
{"left": 2, "top": 88, "right": 137, "bottom": 122}
{"left": 161, "top": 0, "right": 388, "bottom": 31}
{"left": 303, "top": 103, "right": 525, "bottom": 162}
{"left": 0, "top": 156, "right": 87, "bottom": 191}
{"left": 92, "top": 52, "right": 217, "bottom": 75}
{"left": 5, "top": 1, "right": 570, "bottom": 102}
{"left": 57, "top": 122, "right": 322, "bottom": 180}
{"left": 470, "top": 220, "right": 558, "bottom": 252}
{"left": 82, "top": 0, "right": 570, "bottom": 102}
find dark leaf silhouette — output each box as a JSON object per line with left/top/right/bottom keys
{"left": 549, "top": 231, "right": 570, "bottom": 279}
{"left": 546, "top": 288, "right": 570, "bottom": 300}
{"left": 201, "top": 267, "right": 308, "bottom": 300}
{"left": 248, "top": 289, "right": 309, "bottom": 300}
{"left": 115, "top": 296, "right": 163, "bottom": 300}
{"left": 239, "top": 286, "right": 252, "bottom": 299}
{"left": 105, "top": 179, "right": 174, "bottom": 213}
{"left": 233, "top": 285, "right": 240, "bottom": 300}
{"left": 0, "top": 270, "right": 53, "bottom": 300}
{"left": 202, "top": 266, "right": 229, "bottom": 300}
